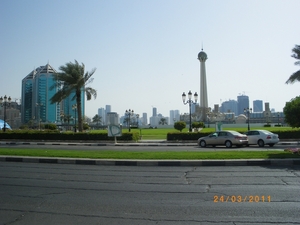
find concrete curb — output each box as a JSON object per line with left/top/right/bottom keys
{"left": 0, "top": 156, "right": 300, "bottom": 167}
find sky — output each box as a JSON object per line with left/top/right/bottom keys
{"left": 1, "top": 0, "right": 299, "bottom": 119}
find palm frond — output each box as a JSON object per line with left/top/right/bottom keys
{"left": 286, "top": 70, "right": 300, "bottom": 84}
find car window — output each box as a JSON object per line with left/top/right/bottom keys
{"left": 219, "top": 132, "right": 228, "bottom": 136}
{"left": 254, "top": 131, "right": 260, "bottom": 135}
{"left": 209, "top": 133, "right": 218, "bottom": 137}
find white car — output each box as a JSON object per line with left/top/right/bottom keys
{"left": 244, "top": 130, "right": 279, "bottom": 147}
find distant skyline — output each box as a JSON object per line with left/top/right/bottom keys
{"left": 1, "top": 0, "right": 299, "bottom": 118}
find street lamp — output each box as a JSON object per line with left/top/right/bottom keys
{"left": 277, "top": 112, "right": 280, "bottom": 126}
{"left": 72, "top": 104, "right": 77, "bottom": 132}
{"left": 0, "top": 95, "right": 11, "bottom": 132}
{"left": 125, "top": 109, "right": 134, "bottom": 132}
{"left": 182, "top": 91, "right": 198, "bottom": 132}
{"left": 36, "top": 103, "right": 43, "bottom": 130}
{"left": 136, "top": 114, "right": 139, "bottom": 128}
{"left": 244, "top": 107, "right": 252, "bottom": 131}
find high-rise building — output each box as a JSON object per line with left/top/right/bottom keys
{"left": 152, "top": 107, "right": 157, "bottom": 117}
{"left": 237, "top": 95, "right": 249, "bottom": 115}
{"left": 169, "top": 110, "right": 180, "bottom": 125}
{"left": 220, "top": 100, "right": 238, "bottom": 115}
{"left": 142, "top": 113, "right": 147, "bottom": 126}
{"left": 98, "top": 108, "right": 105, "bottom": 124}
{"left": 21, "top": 64, "right": 60, "bottom": 124}
{"left": 253, "top": 100, "right": 263, "bottom": 112}
{"left": 21, "top": 64, "right": 84, "bottom": 125}
{"left": 198, "top": 49, "right": 208, "bottom": 121}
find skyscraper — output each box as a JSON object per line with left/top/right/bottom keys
{"left": 253, "top": 100, "right": 263, "bottom": 112}
{"left": 21, "top": 64, "right": 84, "bottom": 125}
{"left": 21, "top": 64, "right": 60, "bottom": 124}
{"left": 237, "top": 95, "right": 249, "bottom": 115}
{"left": 197, "top": 49, "right": 208, "bottom": 121}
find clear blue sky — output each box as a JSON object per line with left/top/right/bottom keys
{"left": 1, "top": 0, "right": 299, "bottom": 118}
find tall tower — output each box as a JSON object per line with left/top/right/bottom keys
{"left": 197, "top": 49, "right": 208, "bottom": 121}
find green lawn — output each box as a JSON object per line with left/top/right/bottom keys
{"left": 0, "top": 148, "right": 299, "bottom": 160}
{"left": 89, "top": 127, "right": 300, "bottom": 140}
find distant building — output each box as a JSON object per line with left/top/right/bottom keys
{"left": 237, "top": 95, "right": 249, "bottom": 115}
{"left": 169, "top": 110, "right": 180, "bottom": 125}
{"left": 142, "top": 113, "right": 147, "bottom": 125}
{"left": 152, "top": 107, "right": 157, "bottom": 117}
{"left": 98, "top": 108, "right": 105, "bottom": 124}
{"left": 253, "top": 100, "right": 263, "bottom": 112}
{"left": 220, "top": 100, "right": 238, "bottom": 115}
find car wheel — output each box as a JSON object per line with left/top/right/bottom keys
{"left": 225, "top": 140, "right": 232, "bottom": 148}
{"left": 258, "top": 139, "right": 265, "bottom": 147}
{"left": 269, "top": 144, "right": 274, "bottom": 147}
{"left": 199, "top": 140, "right": 206, "bottom": 147}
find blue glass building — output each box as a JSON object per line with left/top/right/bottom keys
{"left": 21, "top": 64, "right": 85, "bottom": 125}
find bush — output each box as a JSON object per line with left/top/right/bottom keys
{"left": 174, "top": 121, "right": 186, "bottom": 132}
{"left": 44, "top": 124, "right": 57, "bottom": 130}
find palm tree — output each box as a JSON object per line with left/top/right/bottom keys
{"left": 159, "top": 117, "right": 168, "bottom": 125}
{"left": 286, "top": 45, "right": 300, "bottom": 84}
{"left": 92, "top": 114, "right": 102, "bottom": 127}
{"left": 50, "top": 60, "right": 97, "bottom": 132}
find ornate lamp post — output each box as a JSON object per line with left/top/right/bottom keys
{"left": 277, "top": 112, "right": 280, "bottom": 126}
{"left": 60, "top": 112, "right": 65, "bottom": 131}
{"left": 182, "top": 91, "right": 198, "bottom": 132}
{"left": 36, "top": 103, "right": 43, "bottom": 130}
{"left": 136, "top": 114, "right": 139, "bottom": 128}
{"left": 72, "top": 104, "right": 77, "bottom": 132}
{"left": 244, "top": 107, "right": 252, "bottom": 131}
{"left": 125, "top": 109, "right": 134, "bottom": 132}
{"left": 0, "top": 95, "right": 11, "bottom": 132}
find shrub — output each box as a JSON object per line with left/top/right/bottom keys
{"left": 174, "top": 121, "right": 186, "bottom": 132}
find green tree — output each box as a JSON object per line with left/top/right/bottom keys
{"left": 159, "top": 117, "right": 168, "bottom": 125}
{"left": 192, "top": 122, "right": 204, "bottom": 129}
{"left": 44, "top": 124, "right": 57, "bottom": 130}
{"left": 92, "top": 114, "right": 102, "bottom": 126}
{"left": 50, "top": 60, "right": 97, "bottom": 132}
{"left": 283, "top": 96, "right": 300, "bottom": 128}
{"left": 174, "top": 121, "right": 186, "bottom": 132}
{"left": 286, "top": 44, "right": 300, "bottom": 84}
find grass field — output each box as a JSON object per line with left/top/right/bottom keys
{"left": 89, "top": 127, "right": 300, "bottom": 140}
{"left": 0, "top": 148, "right": 299, "bottom": 159}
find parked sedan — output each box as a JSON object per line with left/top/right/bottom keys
{"left": 244, "top": 130, "right": 279, "bottom": 147}
{"left": 198, "top": 130, "right": 248, "bottom": 148}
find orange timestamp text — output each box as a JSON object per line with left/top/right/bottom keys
{"left": 214, "top": 195, "right": 271, "bottom": 203}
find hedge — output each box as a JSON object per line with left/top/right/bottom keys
{"left": 0, "top": 130, "right": 139, "bottom": 142}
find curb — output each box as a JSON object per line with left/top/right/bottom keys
{"left": 1, "top": 156, "right": 300, "bottom": 167}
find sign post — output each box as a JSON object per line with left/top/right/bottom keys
{"left": 107, "top": 112, "right": 121, "bottom": 144}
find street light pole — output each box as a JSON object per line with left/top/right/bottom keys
{"left": 72, "top": 104, "right": 77, "bottom": 132}
{"left": 244, "top": 107, "right": 252, "bottom": 131}
{"left": 277, "top": 112, "right": 280, "bottom": 126}
{"left": 125, "top": 109, "right": 134, "bottom": 132}
{"left": 0, "top": 95, "right": 11, "bottom": 132}
{"left": 182, "top": 91, "right": 198, "bottom": 132}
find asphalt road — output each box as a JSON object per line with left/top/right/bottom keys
{"left": 0, "top": 162, "right": 299, "bottom": 225}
